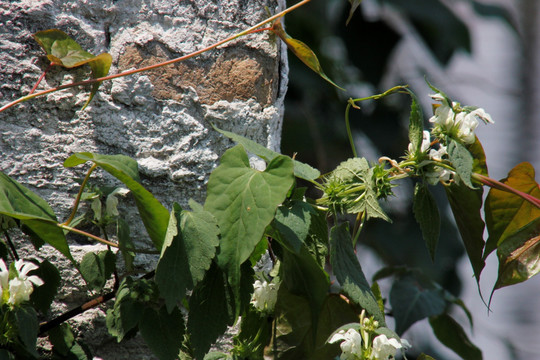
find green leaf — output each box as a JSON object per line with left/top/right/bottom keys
{"left": 30, "top": 260, "right": 61, "bottom": 314}
{"left": 484, "top": 162, "right": 540, "bottom": 258}
{"left": 444, "top": 138, "right": 487, "bottom": 281}
{"left": 346, "top": 0, "right": 363, "bottom": 25}
{"left": 329, "top": 223, "right": 385, "bottom": 325}
{"left": 14, "top": 305, "right": 39, "bottom": 357}
{"left": 79, "top": 250, "right": 116, "bottom": 292}
{"left": 405, "top": 88, "right": 424, "bottom": 157}
{"left": 271, "top": 200, "right": 315, "bottom": 253}
{"left": 413, "top": 183, "right": 440, "bottom": 260}
{"left": 204, "top": 145, "right": 294, "bottom": 307}
{"left": 279, "top": 240, "right": 330, "bottom": 336}
{"left": 272, "top": 19, "right": 344, "bottom": 90}
{"left": 472, "top": 1, "right": 517, "bottom": 32}
{"left": 211, "top": 125, "right": 320, "bottom": 181}
{"left": 64, "top": 153, "right": 169, "bottom": 250}
{"left": 429, "top": 314, "right": 482, "bottom": 360}
{"left": 140, "top": 306, "right": 185, "bottom": 360}
{"left": 156, "top": 202, "right": 219, "bottom": 312}
{"left": 48, "top": 323, "right": 75, "bottom": 356}
{"left": 417, "top": 354, "right": 437, "bottom": 360}
{"left": 448, "top": 140, "right": 475, "bottom": 189}
{"left": 188, "top": 262, "right": 236, "bottom": 360}
{"left": 0, "top": 172, "right": 72, "bottom": 261}
{"left": 33, "top": 29, "right": 112, "bottom": 109}
{"left": 233, "top": 307, "right": 272, "bottom": 359}
{"left": 106, "top": 277, "right": 157, "bottom": 342}
{"left": 390, "top": 273, "right": 446, "bottom": 335}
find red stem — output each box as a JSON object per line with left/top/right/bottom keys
{"left": 473, "top": 173, "right": 540, "bottom": 208}
{"left": 29, "top": 63, "right": 55, "bottom": 94}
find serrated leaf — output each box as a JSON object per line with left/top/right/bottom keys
{"left": 271, "top": 200, "right": 315, "bottom": 253}
{"left": 64, "top": 153, "right": 169, "bottom": 250}
{"left": 140, "top": 306, "right": 185, "bottom": 360}
{"left": 30, "top": 260, "right": 61, "bottom": 314}
{"left": 0, "top": 172, "right": 72, "bottom": 261}
{"left": 156, "top": 202, "right": 219, "bottom": 312}
{"left": 211, "top": 125, "right": 320, "bottom": 181}
{"left": 448, "top": 140, "right": 475, "bottom": 189}
{"left": 429, "top": 314, "right": 482, "bottom": 360}
{"left": 346, "top": 0, "right": 363, "bottom": 25}
{"left": 272, "top": 19, "right": 344, "bottom": 90}
{"left": 329, "top": 223, "right": 385, "bottom": 325}
{"left": 405, "top": 88, "right": 424, "bottom": 157}
{"left": 390, "top": 273, "right": 446, "bottom": 335}
{"left": 33, "top": 29, "right": 112, "bottom": 109}
{"left": 484, "top": 162, "right": 540, "bottom": 258}
{"left": 413, "top": 183, "right": 440, "bottom": 260}
{"left": 188, "top": 262, "right": 236, "bottom": 360}
{"left": 80, "top": 250, "right": 116, "bottom": 292}
{"left": 204, "top": 145, "right": 294, "bottom": 310}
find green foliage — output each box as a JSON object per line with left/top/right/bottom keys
{"left": 33, "top": 29, "right": 112, "bottom": 109}
{"left": 413, "top": 183, "right": 441, "bottom": 260}
{"left": 139, "top": 306, "right": 185, "bottom": 360}
{"left": 29, "top": 260, "right": 60, "bottom": 313}
{"left": 79, "top": 250, "right": 116, "bottom": 292}
{"left": 429, "top": 314, "right": 482, "bottom": 360}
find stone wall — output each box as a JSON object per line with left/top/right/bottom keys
{"left": 0, "top": 0, "right": 287, "bottom": 357}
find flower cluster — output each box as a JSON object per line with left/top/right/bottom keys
{"left": 0, "top": 259, "right": 43, "bottom": 306}
{"left": 329, "top": 310, "right": 410, "bottom": 360}
{"left": 406, "top": 92, "right": 493, "bottom": 185}
{"left": 251, "top": 279, "right": 279, "bottom": 313}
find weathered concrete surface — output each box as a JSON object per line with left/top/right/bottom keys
{"left": 0, "top": 0, "right": 288, "bottom": 358}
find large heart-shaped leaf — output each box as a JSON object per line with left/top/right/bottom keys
{"left": 204, "top": 145, "right": 294, "bottom": 306}
{"left": 0, "top": 172, "right": 72, "bottom": 261}
{"left": 211, "top": 125, "right": 320, "bottom": 181}
{"left": 33, "top": 29, "right": 112, "bottom": 109}
{"left": 64, "top": 153, "right": 169, "bottom": 250}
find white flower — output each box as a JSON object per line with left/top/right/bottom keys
{"left": 428, "top": 93, "right": 493, "bottom": 145}
{"left": 408, "top": 130, "right": 431, "bottom": 155}
{"left": 370, "top": 334, "right": 404, "bottom": 359}
{"left": 329, "top": 328, "right": 363, "bottom": 360}
{"left": 251, "top": 280, "right": 279, "bottom": 313}
{"left": 0, "top": 260, "right": 9, "bottom": 303}
{"left": 0, "top": 260, "right": 44, "bottom": 305}
{"left": 425, "top": 166, "right": 453, "bottom": 185}
{"left": 428, "top": 144, "right": 447, "bottom": 161}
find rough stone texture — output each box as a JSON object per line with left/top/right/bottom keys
{"left": 0, "top": 0, "right": 288, "bottom": 358}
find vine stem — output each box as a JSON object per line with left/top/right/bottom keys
{"left": 62, "top": 163, "right": 98, "bottom": 226}
{"left": 57, "top": 223, "right": 159, "bottom": 254}
{"left": 0, "top": 0, "right": 312, "bottom": 113}
{"left": 473, "top": 173, "right": 540, "bottom": 208}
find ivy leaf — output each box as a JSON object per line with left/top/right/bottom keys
{"left": 156, "top": 202, "right": 219, "bottom": 312}
{"left": 390, "top": 272, "right": 446, "bottom": 335}
{"left": 448, "top": 140, "right": 475, "bottom": 189}
{"left": 484, "top": 162, "right": 540, "bottom": 258}
{"left": 493, "top": 217, "right": 540, "bottom": 290}
{"left": 413, "top": 183, "right": 440, "bottom": 260}
{"left": 272, "top": 19, "right": 344, "bottom": 90}
{"left": 429, "top": 314, "right": 482, "bottom": 360}
{"left": 79, "top": 250, "right": 116, "bottom": 292}
{"left": 33, "top": 29, "right": 112, "bottom": 109}
{"left": 346, "top": 0, "right": 363, "bottom": 25}
{"left": 211, "top": 124, "right": 320, "bottom": 181}
{"left": 140, "top": 306, "right": 185, "bottom": 360}
{"left": 329, "top": 223, "right": 385, "bottom": 325}
{"left": 0, "top": 172, "right": 72, "bottom": 261}
{"left": 204, "top": 145, "right": 294, "bottom": 310}
{"left": 64, "top": 153, "right": 169, "bottom": 250}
